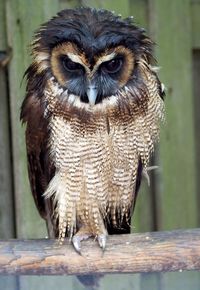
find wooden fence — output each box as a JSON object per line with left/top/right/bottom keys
{"left": 0, "top": 0, "right": 200, "bottom": 289}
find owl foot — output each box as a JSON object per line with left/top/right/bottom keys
{"left": 72, "top": 227, "right": 107, "bottom": 254}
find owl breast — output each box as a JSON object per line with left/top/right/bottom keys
{"left": 45, "top": 113, "right": 138, "bottom": 240}
{"left": 43, "top": 62, "right": 164, "bottom": 242}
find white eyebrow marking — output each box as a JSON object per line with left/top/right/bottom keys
{"left": 67, "top": 53, "right": 90, "bottom": 73}
{"left": 92, "top": 52, "right": 116, "bottom": 74}
{"left": 95, "top": 52, "right": 116, "bottom": 67}
{"left": 67, "top": 51, "right": 117, "bottom": 77}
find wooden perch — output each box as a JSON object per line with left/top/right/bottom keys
{"left": 0, "top": 229, "right": 200, "bottom": 275}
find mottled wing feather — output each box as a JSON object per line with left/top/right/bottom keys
{"left": 21, "top": 95, "right": 54, "bottom": 221}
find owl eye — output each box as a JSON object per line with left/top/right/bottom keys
{"left": 62, "top": 56, "right": 83, "bottom": 72}
{"left": 101, "top": 58, "right": 123, "bottom": 74}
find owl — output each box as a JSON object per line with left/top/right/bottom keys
{"left": 21, "top": 7, "right": 164, "bottom": 253}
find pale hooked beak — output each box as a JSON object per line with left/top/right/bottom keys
{"left": 87, "top": 84, "right": 98, "bottom": 106}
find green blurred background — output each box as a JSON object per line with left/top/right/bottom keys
{"left": 0, "top": 0, "right": 199, "bottom": 289}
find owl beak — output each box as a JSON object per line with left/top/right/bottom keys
{"left": 87, "top": 85, "right": 98, "bottom": 106}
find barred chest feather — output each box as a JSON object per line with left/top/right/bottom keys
{"left": 44, "top": 67, "right": 164, "bottom": 242}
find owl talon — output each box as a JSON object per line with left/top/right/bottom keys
{"left": 97, "top": 234, "right": 107, "bottom": 250}
{"left": 72, "top": 236, "right": 82, "bottom": 254}
{"left": 72, "top": 233, "right": 92, "bottom": 254}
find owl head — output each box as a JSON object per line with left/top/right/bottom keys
{"left": 25, "top": 7, "right": 161, "bottom": 111}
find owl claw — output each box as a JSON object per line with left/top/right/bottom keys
{"left": 97, "top": 234, "right": 107, "bottom": 251}
{"left": 72, "top": 236, "right": 82, "bottom": 254}
{"left": 72, "top": 233, "right": 93, "bottom": 254}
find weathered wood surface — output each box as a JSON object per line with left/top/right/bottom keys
{"left": 0, "top": 229, "right": 199, "bottom": 275}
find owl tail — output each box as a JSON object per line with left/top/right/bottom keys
{"left": 77, "top": 274, "right": 104, "bottom": 290}
{"left": 43, "top": 171, "right": 77, "bottom": 243}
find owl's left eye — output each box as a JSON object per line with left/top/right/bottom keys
{"left": 101, "top": 58, "right": 123, "bottom": 74}
{"left": 62, "top": 56, "right": 83, "bottom": 72}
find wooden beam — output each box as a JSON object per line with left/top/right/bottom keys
{"left": 0, "top": 229, "right": 199, "bottom": 275}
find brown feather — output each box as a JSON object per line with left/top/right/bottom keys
{"left": 21, "top": 94, "right": 56, "bottom": 236}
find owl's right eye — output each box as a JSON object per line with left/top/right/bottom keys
{"left": 62, "top": 56, "right": 83, "bottom": 72}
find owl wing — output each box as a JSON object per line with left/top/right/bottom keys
{"left": 21, "top": 95, "right": 55, "bottom": 221}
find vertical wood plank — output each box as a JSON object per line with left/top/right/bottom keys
{"left": 140, "top": 273, "right": 162, "bottom": 290}
{"left": 19, "top": 276, "right": 75, "bottom": 290}
{"left": 6, "top": 0, "right": 44, "bottom": 239}
{"left": 191, "top": 0, "right": 200, "bottom": 49}
{"left": 6, "top": 0, "right": 59, "bottom": 240}
{"left": 149, "top": 0, "right": 198, "bottom": 230}
{"left": 0, "top": 276, "right": 19, "bottom": 290}
{"left": 0, "top": 0, "right": 15, "bottom": 240}
{"left": 100, "top": 274, "right": 140, "bottom": 290}
{"left": 161, "top": 271, "right": 200, "bottom": 290}
{"left": 0, "top": 1, "right": 19, "bottom": 289}
{"left": 149, "top": 0, "right": 200, "bottom": 288}
{"left": 192, "top": 50, "right": 200, "bottom": 225}
{"left": 192, "top": 1, "right": 200, "bottom": 227}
